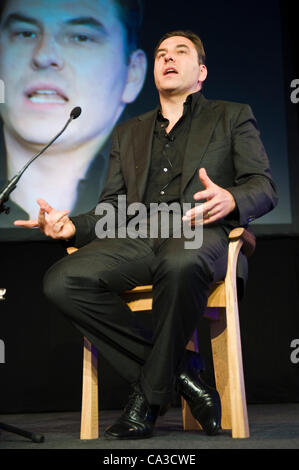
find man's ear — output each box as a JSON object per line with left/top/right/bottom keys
{"left": 121, "top": 49, "right": 147, "bottom": 104}
{"left": 198, "top": 64, "right": 208, "bottom": 88}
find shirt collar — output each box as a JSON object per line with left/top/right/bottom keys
{"left": 185, "top": 90, "right": 202, "bottom": 113}
{"left": 157, "top": 90, "right": 201, "bottom": 121}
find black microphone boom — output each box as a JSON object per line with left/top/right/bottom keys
{"left": 0, "top": 107, "right": 82, "bottom": 215}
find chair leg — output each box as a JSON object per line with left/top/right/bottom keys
{"left": 80, "top": 337, "right": 99, "bottom": 439}
{"left": 181, "top": 330, "right": 203, "bottom": 431}
{"left": 225, "top": 240, "right": 250, "bottom": 438}
{"left": 209, "top": 307, "right": 232, "bottom": 430}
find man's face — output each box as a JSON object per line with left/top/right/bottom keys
{"left": 154, "top": 35, "right": 207, "bottom": 97}
{"left": 0, "top": 0, "right": 144, "bottom": 147}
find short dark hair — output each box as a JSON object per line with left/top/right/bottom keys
{"left": 0, "top": 0, "right": 143, "bottom": 55}
{"left": 114, "top": 0, "right": 143, "bottom": 54}
{"left": 154, "top": 30, "right": 206, "bottom": 65}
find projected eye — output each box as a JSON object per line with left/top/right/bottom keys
{"left": 71, "top": 33, "right": 94, "bottom": 43}
{"left": 11, "top": 30, "right": 38, "bottom": 40}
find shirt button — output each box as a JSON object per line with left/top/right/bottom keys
{"left": 160, "top": 190, "right": 165, "bottom": 195}
{"left": 165, "top": 143, "right": 170, "bottom": 148}
{"left": 163, "top": 168, "right": 168, "bottom": 172}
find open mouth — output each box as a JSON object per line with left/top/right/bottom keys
{"left": 26, "top": 87, "right": 68, "bottom": 104}
{"left": 163, "top": 67, "right": 178, "bottom": 76}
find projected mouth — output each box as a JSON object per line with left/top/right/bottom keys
{"left": 27, "top": 90, "right": 68, "bottom": 104}
{"left": 25, "top": 85, "right": 69, "bottom": 104}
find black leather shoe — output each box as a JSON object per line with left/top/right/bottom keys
{"left": 104, "top": 384, "right": 160, "bottom": 439}
{"left": 176, "top": 350, "right": 221, "bottom": 435}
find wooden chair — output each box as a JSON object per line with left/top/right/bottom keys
{"left": 67, "top": 227, "right": 255, "bottom": 439}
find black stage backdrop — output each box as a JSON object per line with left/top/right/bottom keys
{"left": 0, "top": 1, "right": 299, "bottom": 414}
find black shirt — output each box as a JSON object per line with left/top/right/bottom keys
{"left": 143, "top": 91, "right": 202, "bottom": 207}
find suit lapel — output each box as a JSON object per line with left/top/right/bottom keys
{"left": 181, "top": 97, "right": 218, "bottom": 195}
{"left": 129, "top": 97, "right": 219, "bottom": 200}
{"left": 131, "top": 109, "right": 157, "bottom": 200}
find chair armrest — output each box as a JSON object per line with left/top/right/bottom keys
{"left": 67, "top": 246, "right": 78, "bottom": 255}
{"left": 228, "top": 228, "right": 256, "bottom": 258}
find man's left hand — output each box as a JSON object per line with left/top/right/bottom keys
{"left": 182, "top": 168, "right": 236, "bottom": 225}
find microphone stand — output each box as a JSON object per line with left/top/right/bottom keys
{"left": 0, "top": 290, "right": 45, "bottom": 443}
{"left": 0, "top": 107, "right": 81, "bottom": 215}
{"left": 0, "top": 107, "right": 81, "bottom": 444}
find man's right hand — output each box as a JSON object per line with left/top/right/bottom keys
{"left": 14, "top": 198, "right": 76, "bottom": 240}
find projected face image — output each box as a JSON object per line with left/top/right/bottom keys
{"left": 0, "top": 0, "right": 145, "bottom": 145}
{"left": 0, "top": 0, "right": 146, "bottom": 223}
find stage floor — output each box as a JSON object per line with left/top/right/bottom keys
{"left": 0, "top": 403, "right": 298, "bottom": 451}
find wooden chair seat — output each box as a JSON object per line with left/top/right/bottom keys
{"left": 67, "top": 227, "right": 256, "bottom": 439}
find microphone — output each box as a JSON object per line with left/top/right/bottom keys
{"left": 70, "top": 106, "right": 82, "bottom": 120}
{"left": 0, "top": 107, "right": 82, "bottom": 215}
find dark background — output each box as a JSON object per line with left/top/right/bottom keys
{"left": 0, "top": 0, "right": 298, "bottom": 414}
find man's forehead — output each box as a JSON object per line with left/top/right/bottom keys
{"left": 158, "top": 36, "right": 195, "bottom": 50}
{"left": 1, "top": 0, "right": 119, "bottom": 23}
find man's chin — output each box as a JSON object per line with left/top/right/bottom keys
{"left": 8, "top": 122, "right": 72, "bottom": 149}
{"left": 160, "top": 87, "right": 182, "bottom": 96}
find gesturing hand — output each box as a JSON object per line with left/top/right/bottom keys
{"left": 14, "top": 198, "right": 76, "bottom": 240}
{"left": 182, "top": 168, "right": 236, "bottom": 225}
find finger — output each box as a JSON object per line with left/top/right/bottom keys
{"left": 38, "top": 208, "right": 46, "bottom": 225}
{"left": 53, "top": 217, "right": 68, "bottom": 233}
{"left": 14, "top": 219, "right": 38, "bottom": 228}
{"left": 184, "top": 200, "right": 213, "bottom": 220}
{"left": 55, "top": 210, "right": 70, "bottom": 222}
{"left": 191, "top": 208, "right": 222, "bottom": 226}
{"left": 37, "top": 198, "right": 54, "bottom": 213}
{"left": 193, "top": 188, "right": 215, "bottom": 201}
{"left": 52, "top": 213, "right": 71, "bottom": 234}
{"left": 203, "top": 208, "right": 223, "bottom": 225}
{"left": 49, "top": 211, "right": 70, "bottom": 231}
{"left": 200, "top": 198, "right": 219, "bottom": 215}
{"left": 204, "top": 207, "right": 219, "bottom": 220}
{"left": 53, "top": 222, "right": 63, "bottom": 234}
{"left": 198, "top": 168, "right": 214, "bottom": 188}
{"left": 182, "top": 204, "right": 205, "bottom": 223}
{"left": 182, "top": 207, "right": 197, "bottom": 221}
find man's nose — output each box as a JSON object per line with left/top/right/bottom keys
{"left": 31, "top": 34, "right": 64, "bottom": 71}
{"left": 164, "top": 55, "right": 175, "bottom": 63}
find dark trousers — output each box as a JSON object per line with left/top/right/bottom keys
{"left": 43, "top": 225, "right": 229, "bottom": 406}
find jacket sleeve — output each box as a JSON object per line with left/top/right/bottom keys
{"left": 69, "top": 126, "right": 127, "bottom": 248}
{"left": 225, "top": 104, "right": 278, "bottom": 226}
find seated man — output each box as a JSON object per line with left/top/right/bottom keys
{"left": 15, "top": 30, "right": 278, "bottom": 439}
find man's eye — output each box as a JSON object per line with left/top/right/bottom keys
{"left": 12, "top": 30, "right": 37, "bottom": 39}
{"left": 72, "top": 34, "right": 93, "bottom": 43}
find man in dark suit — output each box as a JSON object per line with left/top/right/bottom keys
{"left": 15, "top": 30, "right": 278, "bottom": 439}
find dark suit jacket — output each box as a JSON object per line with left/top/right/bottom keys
{"left": 71, "top": 93, "right": 278, "bottom": 248}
